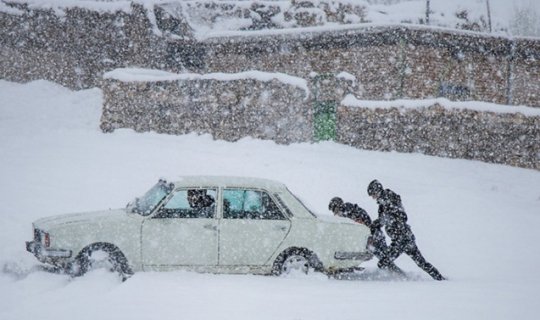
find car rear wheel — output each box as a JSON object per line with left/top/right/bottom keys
{"left": 281, "top": 253, "right": 309, "bottom": 274}
{"left": 272, "top": 248, "right": 322, "bottom": 276}
{"left": 71, "top": 243, "right": 132, "bottom": 281}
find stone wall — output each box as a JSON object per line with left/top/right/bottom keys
{"left": 101, "top": 69, "right": 540, "bottom": 170}
{"left": 512, "top": 39, "right": 540, "bottom": 107}
{"left": 337, "top": 104, "right": 540, "bottom": 170}
{"left": 101, "top": 76, "right": 312, "bottom": 144}
{"left": 0, "top": 2, "right": 164, "bottom": 89}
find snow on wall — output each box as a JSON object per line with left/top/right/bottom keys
{"left": 157, "top": 0, "right": 368, "bottom": 40}
{"left": 342, "top": 95, "right": 540, "bottom": 117}
{"left": 104, "top": 67, "right": 310, "bottom": 96}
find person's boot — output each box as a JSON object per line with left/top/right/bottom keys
{"left": 377, "top": 259, "right": 406, "bottom": 277}
{"left": 387, "top": 263, "right": 406, "bottom": 277}
{"left": 428, "top": 267, "right": 446, "bottom": 280}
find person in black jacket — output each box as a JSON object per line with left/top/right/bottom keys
{"left": 367, "top": 180, "right": 446, "bottom": 280}
{"left": 329, "top": 197, "right": 405, "bottom": 276}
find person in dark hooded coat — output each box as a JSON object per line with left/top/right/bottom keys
{"left": 329, "top": 197, "right": 405, "bottom": 276}
{"left": 367, "top": 180, "right": 446, "bottom": 280}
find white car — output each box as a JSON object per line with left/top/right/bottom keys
{"left": 26, "top": 176, "right": 372, "bottom": 279}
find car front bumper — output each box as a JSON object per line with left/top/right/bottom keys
{"left": 26, "top": 241, "right": 72, "bottom": 264}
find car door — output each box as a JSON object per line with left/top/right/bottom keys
{"left": 218, "top": 188, "right": 291, "bottom": 267}
{"left": 141, "top": 188, "right": 218, "bottom": 270}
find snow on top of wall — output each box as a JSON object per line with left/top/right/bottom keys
{"left": 159, "top": 0, "right": 540, "bottom": 39}
{"left": 195, "top": 22, "right": 519, "bottom": 43}
{"left": 342, "top": 94, "right": 540, "bottom": 117}
{"left": 3, "top": 0, "right": 539, "bottom": 39}
{"left": 158, "top": 0, "right": 368, "bottom": 41}
{"left": 0, "top": 1, "right": 23, "bottom": 14}
{"left": 104, "top": 67, "right": 310, "bottom": 96}
{"left": 336, "top": 71, "right": 357, "bottom": 85}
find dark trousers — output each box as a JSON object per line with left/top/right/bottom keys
{"left": 380, "top": 236, "right": 445, "bottom": 280}
{"left": 370, "top": 229, "right": 405, "bottom": 276}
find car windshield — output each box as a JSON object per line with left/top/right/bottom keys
{"left": 127, "top": 180, "right": 174, "bottom": 216}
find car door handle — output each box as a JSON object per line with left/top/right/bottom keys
{"left": 274, "top": 225, "right": 288, "bottom": 232}
{"left": 203, "top": 224, "right": 217, "bottom": 231}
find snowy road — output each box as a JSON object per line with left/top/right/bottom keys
{"left": 1, "top": 80, "right": 539, "bottom": 320}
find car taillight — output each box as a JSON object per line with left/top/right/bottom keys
{"left": 44, "top": 233, "right": 50, "bottom": 247}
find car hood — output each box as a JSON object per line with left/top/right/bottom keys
{"left": 34, "top": 209, "right": 128, "bottom": 230}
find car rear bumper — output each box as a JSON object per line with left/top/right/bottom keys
{"left": 26, "top": 241, "right": 72, "bottom": 261}
{"left": 334, "top": 251, "right": 373, "bottom": 261}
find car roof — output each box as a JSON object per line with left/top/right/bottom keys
{"left": 171, "top": 176, "right": 287, "bottom": 193}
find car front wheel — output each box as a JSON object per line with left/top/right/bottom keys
{"left": 71, "top": 243, "right": 132, "bottom": 281}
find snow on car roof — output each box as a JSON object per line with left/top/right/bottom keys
{"left": 171, "top": 176, "right": 287, "bottom": 192}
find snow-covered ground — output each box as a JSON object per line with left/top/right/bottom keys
{"left": 0, "top": 79, "right": 539, "bottom": 319}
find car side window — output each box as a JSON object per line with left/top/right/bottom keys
{"left": 157, "top": 188, "right": 216, "bottom": 218}
{"left": 223, "top": 189, "right": 285, "bottom": 220}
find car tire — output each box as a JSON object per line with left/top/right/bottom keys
{"left": 71, "top": 243, "right": 133, "bottom": 281}
{"left": 272, "top": 247, "right": 323, "bottom": 276}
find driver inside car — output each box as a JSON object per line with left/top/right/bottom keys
{"left": 187, "top": 189, "right": 215, "bottom": 218}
